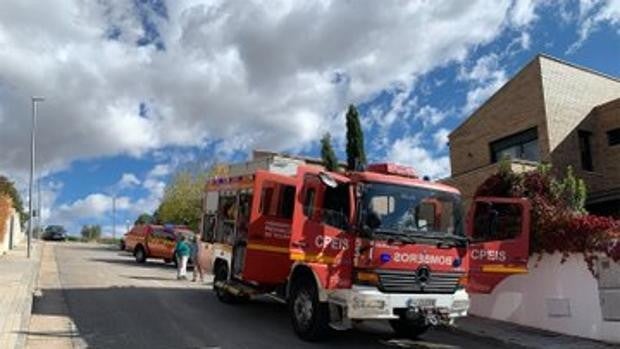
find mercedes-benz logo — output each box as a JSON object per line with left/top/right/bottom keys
{"left": 416, "top": 266, "right": 431, "bottom": 284}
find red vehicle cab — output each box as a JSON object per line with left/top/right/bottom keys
{"left": 199, "top": 162, "right": 531, "bottom": 341}
{"left": 124, "top": 224, "right": 195, "bottom": 264}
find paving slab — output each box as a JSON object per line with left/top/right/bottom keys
{"left": 453, "top": 315, "right": 619, "bottom": 349}
{"left": 26, "top": 243, "right": 83, "bottom": 349}
{"left": 0, "top": 242, "right": 42, "bottom": 349}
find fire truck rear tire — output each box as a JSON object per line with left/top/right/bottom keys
{"left": 134, "top": 246, "right": 147, "bottom": 263}
{"left": 214, "top": 262, "right": 242, "bottom": 304}
{"left": 389, "top": 318, "right": 429, "bottom": 339}
{"left": 289, "top": 277, "right": 330, "bottom": 341}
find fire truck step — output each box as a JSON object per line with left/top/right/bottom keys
{"left": 215, "top": 280, "right": 259, "bottom": 297}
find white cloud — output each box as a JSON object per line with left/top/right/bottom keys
{"left": 386, "top": 136, "right": 450, "bottom": 179}
{"left": 433, "top": 128, "right": 451, "bottom": 150}
{"left": 57, "top": 193, "right": 130, "bottom": 221}
{"left": 0, "top": 0, "right": 545, "bottom": 228}
{"left": 568, "top": 0, "right": 620, "bottom": 53}
{"left": 148, "top": 164, "right": 171, "bottom": 178}
{"left": 459, "top": 53, "right": 508, "bottom": 115}
{"left": 414, "top": 105, "right": 449, "bottom": 128}
{"left": 118, "top": 173, "right": 141, "bottom": 188}
{"left": 508, "top": 0, "right": 539, "bottom": 27}
{"left": 0, "top": 0, "right": 529, "bottom": 179}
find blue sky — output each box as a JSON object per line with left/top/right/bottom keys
{"left": 1, "top": 1, "right": 619, "bottom": 236}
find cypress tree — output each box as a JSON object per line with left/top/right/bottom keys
{"left": 320, "top": 132, "right": 339, "bottom": 172}
{"left": 345, "top": 104, "right": 366, "bottom": 170}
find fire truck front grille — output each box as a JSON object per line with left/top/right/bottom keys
{"left": 376, "top": 269, "right": 463, "bottom": 294}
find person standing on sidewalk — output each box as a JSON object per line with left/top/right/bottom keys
{"left": 174, "top": 235, "right": 190, "bottom": 280}
{"left": 190, "top": 235, "right": 204, "bottom": 283}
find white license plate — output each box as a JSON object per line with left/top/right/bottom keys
{"left": 409, "top": 298, "right": 436, "bottom": 307}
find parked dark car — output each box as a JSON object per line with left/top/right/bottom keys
{"left": 42, "top": 225, "right": 67, "bottom": 241}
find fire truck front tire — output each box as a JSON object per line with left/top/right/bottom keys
{"left": 389, "top": 317, "right": 429, "bottom": 339}
{"left": 289, "top": 277, "right": 330, "bottom": 341}
{"left": 134, "top": 246, "right": 147, "bottom": 263}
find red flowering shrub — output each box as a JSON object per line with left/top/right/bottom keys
{"left": 475, "top": 164, "right": 620, "bottom": 275}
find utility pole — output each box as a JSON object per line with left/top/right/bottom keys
{"left": 112, "top": 196, "right": 116, "bottom": 240}
{"left": 28, "top": 96, "right": 44, "bottom": 258}
{"left": 37, "top": 177, "right": 41, "bottom": 237}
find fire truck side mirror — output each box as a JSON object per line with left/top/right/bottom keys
{"left": 318, "top": 172, "right": 338, "bottom": 188}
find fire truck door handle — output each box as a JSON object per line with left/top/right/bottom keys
{"left": 292, "top": 241, "right": 307, "bottom": 248}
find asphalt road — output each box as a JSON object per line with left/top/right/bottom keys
{"left": 32, "top": 242, "right": 516, "bottom": 349}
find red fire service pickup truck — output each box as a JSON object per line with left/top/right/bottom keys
{"left": 124, "top": 224, "right": 195, "bottom": 265}
{"left": 198, "top": 160, "right": 530, "bottom": 341}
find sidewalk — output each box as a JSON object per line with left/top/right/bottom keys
{"left": 25, "top": 242, "right": 83, "bottom": 349}
{"left": 0, "top": 242, "right": 42, "bottom": 349}
{"left": 454, "top": 315, "right": 619, "bottom": 349}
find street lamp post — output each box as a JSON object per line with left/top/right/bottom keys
{"left": 112, "top": 196, "right": 116, "bottom": 240}
{"left": 27, "top": 96, "right": 44, "bottom": 258}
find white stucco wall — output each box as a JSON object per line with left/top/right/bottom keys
{"left": 1, "top": 208, "right": 23, "bottom": 254}
{"left": 469, "top": 253, "right": 620, "bottom": 343}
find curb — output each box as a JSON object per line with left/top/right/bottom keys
{"left": 13, "top": 242, "right": 43, "bottom": 349}
{"left": 446, "top": 323, "right": 532, "bottom": 349}
{"left": 448, "top": 316, "right": 619, "bottom": 349}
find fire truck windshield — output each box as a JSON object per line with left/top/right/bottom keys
{"left": 360, "top": 182, "right": 464, "bottom": 241}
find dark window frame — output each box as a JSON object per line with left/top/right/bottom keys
{"left": 578, "top": 130, "right": 594, "bottom": 172}
{"left": 608, "top": 128, "right": 620, "bottom": 147}
{"left": 489, "top": 127, "right": 539, "bottom": 163}
{"left": 471, "top": 202, "right": 523, "bottom": 242}
{"left": 303, "top": 187, "right": 316, "bottom": 218}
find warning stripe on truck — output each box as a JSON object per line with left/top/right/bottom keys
{"left": 290, "top": 251, "right": 336, "bottom": 264}
{"left": 246, "top": 243, "right": 289, "bottom": 254}
{"left": 481, "top": 265, "right": 528, "bottom": 274}
{"left": 245, "top": 244, "right": 338, "bottom": 264}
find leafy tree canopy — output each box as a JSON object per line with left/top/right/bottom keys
{"left": 320, "top": 132, "right": 339, "bottom": 172}
{"left": 0, "top": 175, "right": 26, "bottom": 224}
{"left": 156, "top": 170, "right": 207, "bottom": 232}
{"left": 134, "top": 213, "right": 153, "bottom": 225}
{"left": 80, "top": 224, "right": 102, "bottom": 241}
{"left": 345, "top": 104, "right": 366, "bottom": 171}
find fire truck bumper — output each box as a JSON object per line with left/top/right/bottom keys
{"left": 328, "top": 285, "right": 470, "bottom": 321}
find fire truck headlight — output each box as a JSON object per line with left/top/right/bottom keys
{"left": 354, "top": 270, "right": 379, "bottom": 286}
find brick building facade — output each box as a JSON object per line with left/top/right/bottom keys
{"left": 446, "top": 54, "right": 620, "bottom": 216}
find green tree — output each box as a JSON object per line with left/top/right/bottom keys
{"left": 134, "top": 213, "right": 153, "bottom": 225}
{"left": 0, "top": 175, "right": 26, "bottom": 225}
{"left": 156, "top": 170, "right": 206, "bottom": 231}
{"left": 320, "top": 132, "right": 339, "bottom": 171}
{"left": 80, "top": 224, "right": 102, "bottom": 241}
{"left": 345, "top": 104, "right": 366, "bottom": 170}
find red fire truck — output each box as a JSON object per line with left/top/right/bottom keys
{"left": 199, "top": 160, "right": 530, "bottom": 341}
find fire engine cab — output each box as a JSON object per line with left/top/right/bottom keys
{"left": 199, "top": 157, "right": 530, "bottom": 341}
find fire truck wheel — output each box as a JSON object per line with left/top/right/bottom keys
{"left": 289, "top": 277, "right": 330, "bottom": 341}
{"left": 134, "top": 246, "right": 147, "bottom": 263}
{"left": 213, "top": 262, "right": 239, "bottom": 304}
{"left": 389, "top": 317, "right": 429, "bottom": 339}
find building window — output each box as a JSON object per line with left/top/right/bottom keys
{"left": 578, "top": 130, "right": 594, "bottom": 172}
{"left": 490, "top": 127, "right": 539, "bottom": 163}
{"left": 608, "top": 128, "right": 620, "bottom": 146}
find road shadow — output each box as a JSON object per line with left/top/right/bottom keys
{"left": 89, "top": 257, "right": 175, "bottom": 270}
{"left": 125, "top": 275, "right": 177, "bottom": 282}
{"left": 30, "top": 286, "right": 417, "bottom": 349}
{"left": 31, "top": 285, "right": 511, "bottom": 349}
